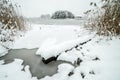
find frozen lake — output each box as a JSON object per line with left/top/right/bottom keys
{"left": 0, "top": 49, "right": 68, "bottom": 79}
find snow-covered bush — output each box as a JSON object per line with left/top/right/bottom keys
{"left": 51, "top": 10, "right": 75, "bottom": 19}
{"left": 84, "top": 0, "right": 120, "bottom": 36}
{"left": 0, "top": 0, "right": 25, "bottom": 48}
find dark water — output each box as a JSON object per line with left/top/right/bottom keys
{"left": 0, "top": 48, "right": 67, "bottom": 79}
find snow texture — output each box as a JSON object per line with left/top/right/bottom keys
{"left": 0, "top": 59, "right": 37, "bottom": 80}
{"left": 0, "top": 24, "right": 120, "bottom": 80}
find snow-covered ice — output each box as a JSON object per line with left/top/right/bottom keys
{"left": 11, "top": 24, "right": 88, "bottom": 49}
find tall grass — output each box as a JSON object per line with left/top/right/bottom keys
{"left": 0, "top": 0, "right": 26, "bottom": 48}
{"left": 84, "top": 0, "right": 120, "bottom": 37}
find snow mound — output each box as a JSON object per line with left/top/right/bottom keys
{"left": 36, "top": 35, "right": 94, "bottom": 60}
{"left": 57, "top": 63, "right": 74, "bottom": 73}
{"left": 57, "top": 49, "right": 84, "bottom": 64}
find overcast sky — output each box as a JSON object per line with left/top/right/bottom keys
{"left": 13, "top": 0, "right": 99, "bottom": 18}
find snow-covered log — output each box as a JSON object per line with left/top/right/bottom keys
{"left": 36, "top": 35, "right": 94, "bottom": 64}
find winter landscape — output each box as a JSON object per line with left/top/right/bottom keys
{"left": 0, "top": 0, "right": 120, "bottom": 80}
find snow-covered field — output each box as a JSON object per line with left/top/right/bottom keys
{"left": 0, "top": 24, "right": 120, "bottom": 80}
{"left": 11, "top": 24, "right": 90, "bottom": 49}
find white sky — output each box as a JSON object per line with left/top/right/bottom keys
{"left": 13, "top": 0, "right": 99, "bottom": 18}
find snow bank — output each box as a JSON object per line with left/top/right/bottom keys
{"left": 36, "top": 35, "right": 93, "bottom": 60}
{"left": 0, "top": 59, "right": 38, "bottom": 80}
{"left": 0, "top": 45, "right": 8, "bottom": 57}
